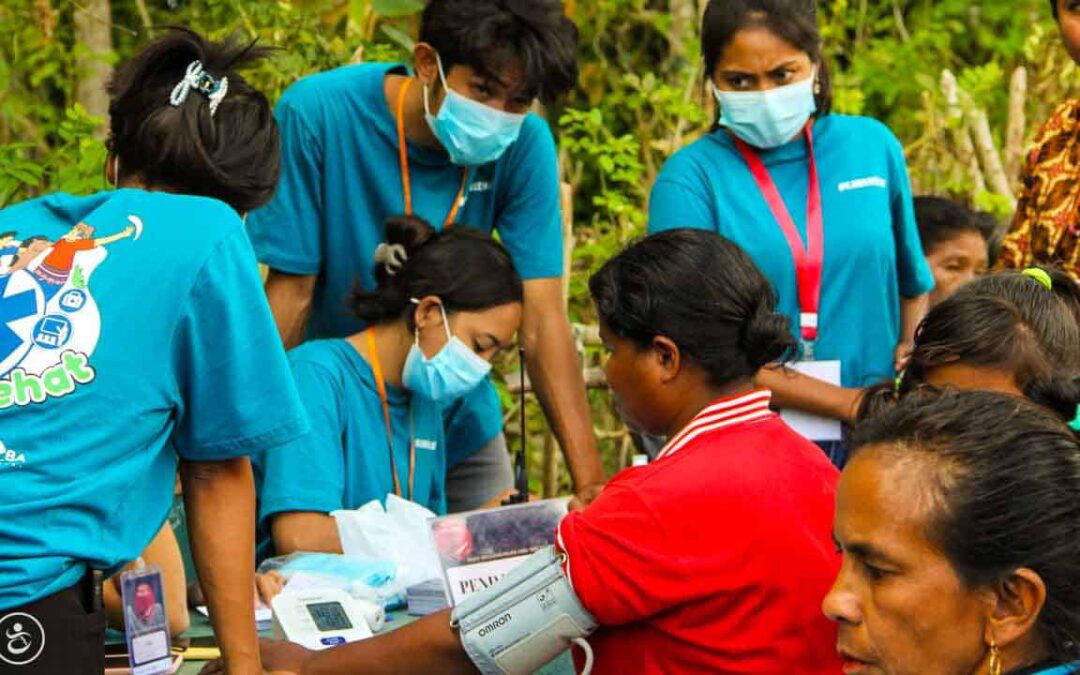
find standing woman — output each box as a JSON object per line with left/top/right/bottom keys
{"left": 997, "top": 1, "right": 1080, "bottom": 279}
{"left": 649, "top": 0, "right": 934, "bottom": 463}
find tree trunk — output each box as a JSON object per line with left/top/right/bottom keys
{"left": 1004, "top": 67, "right": 1028, "bottom": 183}
{"left": 74, "top": 0, "right": 113, "bottom": 136}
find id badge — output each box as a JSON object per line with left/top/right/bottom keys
{"left": 120, "top": 566, "right": 172, "bottom": 675}
{"left": 781, "top": 359, "right": 844, "bottom": 442}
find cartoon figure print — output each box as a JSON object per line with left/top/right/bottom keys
{"left": 0, "top": 216, "right": 142, "bottom": 408}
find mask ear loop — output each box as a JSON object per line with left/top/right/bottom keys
{"left": 422, "top": 51, "right": 450, "bottom": 118}
{"left": 410, "top": 297, "right": 453, "bottom": 348}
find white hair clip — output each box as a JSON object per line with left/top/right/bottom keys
{"left": 374, "top": 242, "right": 408, "bottom": 276}
{"left": 169, "top": 60, "right": 229, "bottom": 117}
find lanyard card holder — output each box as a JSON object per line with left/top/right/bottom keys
{"left": 119, "top": 565, "right": 172, "bottom": 675}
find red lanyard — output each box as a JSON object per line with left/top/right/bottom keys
{"left": 366, "top": 328, "right": 415, "bottom": 500}
{"left": 734, "top": 123, "right": 823, "bottom": 343}
{"left": 395, "top": 78, "right": 468, "bottom": 227}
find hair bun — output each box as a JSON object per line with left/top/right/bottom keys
{"left": 375, "top": 214, "right": 437, "bottom": 284}
{"left": 739, "top": 298, "right": 797, "bottom": 370}
{"left": 1024, "top": 377, "right": 1080, "bottom": 428}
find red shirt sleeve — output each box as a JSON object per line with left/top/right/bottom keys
{"left": 555, "top": 484, "right": 687, "bottom": 626}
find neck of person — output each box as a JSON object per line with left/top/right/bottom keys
{"left": 386, "top": 72, "right": 443, "bottom": 151}
{"left": 347, "top": 320, "right": 413, "bottom": 389}
{"left": 662, "top": 376, "right": 757, "bottom": 439}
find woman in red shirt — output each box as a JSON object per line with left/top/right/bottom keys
{"left": 252, "top": 229, "right": 842, "bottom": 674}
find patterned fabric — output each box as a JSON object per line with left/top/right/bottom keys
{"left": 999, "top": 99, "right": 1080, "bottom": 279}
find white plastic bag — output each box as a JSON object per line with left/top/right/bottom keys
{"left": 332, "top": 494, "right": 443, "bottom": 588}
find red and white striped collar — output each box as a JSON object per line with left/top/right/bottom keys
{"left": 656, "top": 389, "right": 774, "bottom": 460}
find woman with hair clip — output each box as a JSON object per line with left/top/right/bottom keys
{"left": 826, "top": 388, "right": 1080, "bottom": 674}
{"left": 245, "top": 229, "right": 842, "bottom": 675}
{"left": 649, "top": 0, "right": 933, "bottom": 466}
{"left": 858, "top": 266, "right": 1080, "bottom": 420}
{"left": 253, "top": 214, "right": 522, "bottom": 559}
{"left": 0, "top": 29, "right": 307, "bottom": 672}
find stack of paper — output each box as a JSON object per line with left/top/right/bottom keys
{"left": 405, "top": 578, "right": 449, "bottom": 616}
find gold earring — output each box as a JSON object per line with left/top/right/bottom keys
{"left": 988, "top": 638, "right": 1002, "bottom": 675}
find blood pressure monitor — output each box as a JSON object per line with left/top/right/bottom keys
{"left": 270, "top": 588, "right": 378, "bottom": 650}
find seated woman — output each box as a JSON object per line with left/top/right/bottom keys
{"left": 247, "top": 229, "right": 843, "bottom": 674}
{"left": 826, "top": 388, "right": 1080, "bottom": 674}
{"left": 254, "top": 214, "right": 523, "bottom": 559}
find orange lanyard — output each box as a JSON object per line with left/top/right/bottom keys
{"left": 366, "top": 328, "right": 415, "bottom": 500}
{"left": 396, "top": 78, "right": 468, "bottom": 227}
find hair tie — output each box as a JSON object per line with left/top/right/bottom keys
{"left": 169, "top": 60, "right": 229, "bottom": 117}
{"left": 893, "top": 370, "right": 905, "bottom": 397}
{"left": 1070, "top": 405, "right": 1080, "bottom": 432}
{"left": 1021, "top": 267, "right": 1053, "bottom": 291}
{"left": 374, "top": 242, "right": 408, "bottom": 276}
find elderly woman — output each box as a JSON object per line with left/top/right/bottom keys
{"left": 826, "top": 389, "right": 1080, "bottom": 674}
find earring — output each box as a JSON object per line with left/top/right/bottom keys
{"left": 814, "top": 78, "right": 821, "bottom": 96}
{"left": 988, "top": 638, "right": 1002, "bottom": 675}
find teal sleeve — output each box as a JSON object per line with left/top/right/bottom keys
{"left": 246, "top": 84, "right": 325, "bottom": 275}
{"left": 495, "top": 115, "right": 564, "bottom": 280}
{"left": 256, "top": 360, "right": 346, "bottom": 527}
{"left": 416, "top": 397, "right": 449, "bottom": 515}
{"left": 648, "top": 173, "right": 716, "bottom": 235}
{"left": 170, "top": 225, "right": 308, "bottom": 461}
{"left": 443, "top": 379, "right": 503, "bottom": 468}
{"left": 886, "top": 135, "right": 935, "bottom": 298}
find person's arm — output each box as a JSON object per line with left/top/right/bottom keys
{"left": 265, "top": 269, "right": 317, "bottom": 349}
{"left": 201, "top": 610, "right": 473, "bottom": 675}
{"left": 755, "top": 366, "right": 863, "bottom": 423}
{"left": 104, "top": 521, "right": 190, "bottom": 636}
{"left": 92, "top": 226, "right": 135, "bottom": 247}
{"left": 521, "top": 278, "right": 606, "bottom": 502}
{"left": 181, "top": 457, "right": 261, "bottom": 674}
{"left": 895, "top": 294, "right": 928, "bottom": 371}
{"left": 270, "top": 511, "right": 342, "bottom": 555}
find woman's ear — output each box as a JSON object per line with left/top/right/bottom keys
{"left": 413, "top": 42, "right": 439, "bottom": 88}
{"left": 105, "top": 153, "right": 118, "bottom": 186}
{"left": 983, "top": 568, "right": 1047, "bottom": 657}
{"left": 651, "top": 335, "right": 682, "bottom": 384}
{"left": 412, "top": 295, "right": 445, "bottom": 332}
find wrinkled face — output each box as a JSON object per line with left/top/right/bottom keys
{"left": 823, "top": 448, "right": 990, "bottom": 675}
{"left": 599, "top": 321, "right": 666, "bottom": 435}
{"left": 1059, "top": 0, "right": 1080, "bottom": 64}
{"left": 926, "top": 232, "right": 989, "bottom": 308}
{"left": 711, "top": 25, "right": 814, "bottom": 92}
{"left": 415, "top": 301, "right": 521, "bottom": 362}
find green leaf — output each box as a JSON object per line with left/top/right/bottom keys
{"left": 371, "top": 0, "right": 423, "bottom": 18}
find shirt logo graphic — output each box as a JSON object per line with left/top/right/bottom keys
{"left": 837, "top": 176, "right": 887, "bottom": 192}
{"left": 0, "top": 612, "right": 45, "bottom": 666}
{"left": 0, "top": 440, "right": 26, "bottom": 469}
{"left": 468, "top": 181, "right": 492, "bottom": 194}
{"left": 0, "top": 215, "right": 141, "bottom": 408}
{"left": 416, "top": 438, "right": 438, "bottom": 451}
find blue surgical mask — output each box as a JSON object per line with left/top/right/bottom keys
{"left": 713, "top": 70, "right": 817, "bottom": 149}
{"left": 424, "top": 53, "right": 527, "bottom": 166}
{"left": 403, "top": 301, "right": 492, "bottom": 403}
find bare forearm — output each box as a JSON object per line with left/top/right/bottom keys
{"left": 756, "top": 366, "right": 862, "bottom": 423}
{"left": 523, "top": 309, "right": 605, "bottom": 492}
{"left": 303, "top": 610, "right": 475, "bottom": 675}
{"left": 264, "top": 270, "right": 316, "bottom": 349}
{"left": 899, "top": 294, "right": 928, "bottom": 344}
{"left": 181, "top": 458, "right": 260, "bottom": 674}
{"left": 271, "top": 512, "right": 343, "bottom": 555}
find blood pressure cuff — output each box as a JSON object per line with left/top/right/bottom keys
{"left": 452, "top": 545, "right": 599, "bottom": 675}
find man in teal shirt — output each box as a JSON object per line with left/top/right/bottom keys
{"left": 248, "top": 0, "right": 605, "bottom": 507}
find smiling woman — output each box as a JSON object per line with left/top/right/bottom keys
{"left": 826, "top": 389, "right": 1080, "bottom": 675}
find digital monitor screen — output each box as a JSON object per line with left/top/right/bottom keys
{"left": 306, "top": 601, "right": 353, "bottom": 632}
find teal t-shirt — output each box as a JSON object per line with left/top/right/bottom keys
{"left": 649, "top": 115, "right": 934, "bottom": 387}
{"left": 0, "top": 189, "right": 308, "bottom": 610}
{"left": 247, "top": 62, "right": 562, "bottom": 465}
{"left": 253, "top": 339, "right": 446, "bottom": 560}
